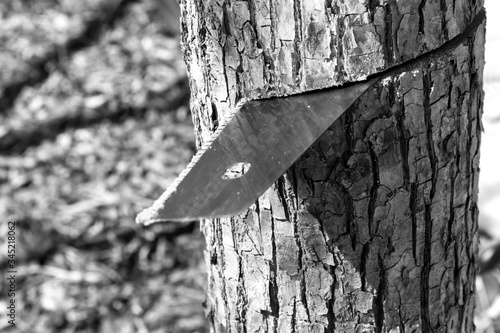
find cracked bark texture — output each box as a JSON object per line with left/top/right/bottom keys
{"left": 179, "top": 0, "right": 485, "bottom": 332}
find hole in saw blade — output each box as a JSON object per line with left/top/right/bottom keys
{"left": 222, "top": 162, "right": 251, "bottom": 180}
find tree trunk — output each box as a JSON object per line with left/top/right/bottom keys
{"left": 179, "top": 0, "right": 485, "bottom": 332}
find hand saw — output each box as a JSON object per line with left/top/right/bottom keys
{"left": 137, "top": 77, "right": 377, "bottom": 224}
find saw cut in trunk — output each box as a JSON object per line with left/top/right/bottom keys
{"left": 176, "top": 0, "right": 485, "bottom": 332}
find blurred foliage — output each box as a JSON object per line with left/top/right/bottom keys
{"left": 0, "top": 0, "right": 206, "bottom": 332}
{"left": 0, "top": 0, "right": 499, "bottom": 332}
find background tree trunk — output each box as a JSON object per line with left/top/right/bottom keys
{"left": 179, "top": 0, "right": 485, "bottom": 331}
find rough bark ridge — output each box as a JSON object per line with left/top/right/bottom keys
{"left": 179, "top": 0, "right": 485, "bottom": 332}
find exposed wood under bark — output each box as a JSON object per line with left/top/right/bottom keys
{"left": 180, "top": 0, "right": 486, "bottom": 331}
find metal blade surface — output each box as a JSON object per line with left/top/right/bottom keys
{"left": 137, "top": 79, "right": 376, "bottom": 224}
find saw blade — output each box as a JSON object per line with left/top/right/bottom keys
{"left": 137, "top": 78, "right": 377, "bottom": 224}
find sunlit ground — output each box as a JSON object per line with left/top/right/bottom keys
{"left": 480, "top": 0, "right": 500, "bottom": 236}
{"left": 475, "top": 1, "right": 500, "bottom": 332}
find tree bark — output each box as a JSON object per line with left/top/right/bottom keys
{"left": 179, "top": 0, "right": 485, "bottom": 332}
